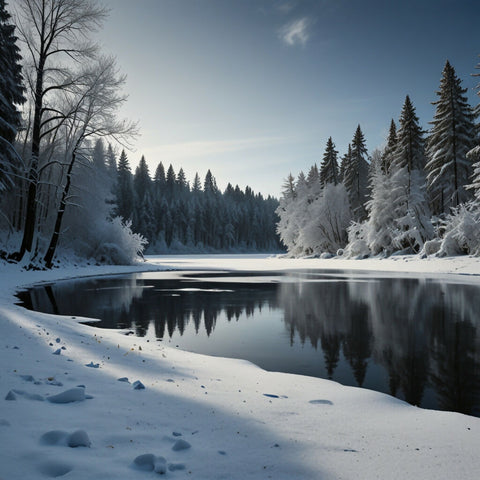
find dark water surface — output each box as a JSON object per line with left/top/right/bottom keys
{"left": 17, "top": 270, "right": 480, "bottom": 416}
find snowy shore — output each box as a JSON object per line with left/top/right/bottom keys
{"left": 1, "top": 254, "right": 480, "bottom": 479}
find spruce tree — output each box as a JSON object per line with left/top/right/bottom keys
{"left": 344, "top": 125, "right": 369, "bottom": 220}
{"left": 339, "top": 144, "right": 352, "bottom": 183}
{"left": 133, "top": 155, "right": 151, "bottom": 203}
{"left": 0, "top": 0, "right": 26, "bottom": 191}
{"left": 115, "top": 150, "right": 135, "bottom": 220}
{"left": 381, "top": 119, "right": 397, "bottom": 174}
{"left": 392, "top": 96, "right": 425, "bottom": 174}
{"left": 426, "top": 60, "right": 477, "bottom": 215}
{"left": 192, "top": 172, "right": 202, "bottom": 193}
{"left": 166, "top": 164, "right": 176, "bottom": 198}
{"left": 320, "top": 137, "right": 339, "bottom": 186}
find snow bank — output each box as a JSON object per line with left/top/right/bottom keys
{"left": 1, "top": 255, "right": 480, "bottom": 479}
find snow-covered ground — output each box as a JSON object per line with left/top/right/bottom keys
{"left": 1, "top": 254, "right": 480, "bottom": 479}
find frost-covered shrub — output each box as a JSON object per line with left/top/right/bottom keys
{"left": 422, "top": 239, "right": 442, "bottom": 256}
{"left": 436, "top": 203, "right": 480, "bottom": 256}
{"left": 344, "top": 221, "right": 370, "bottom": 258}
{"left": 300, "top": 183, "right": 352, "bottom": 255}
{"left": 92, "top": 217, "right": 147, "bottom": 264}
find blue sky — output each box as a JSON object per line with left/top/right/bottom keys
{"left": 99, "top": 0, "right": 480, "bottom": 197}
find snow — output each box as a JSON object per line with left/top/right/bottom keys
{"left": 1, "top": 254, "right": 480, "bottom": 479}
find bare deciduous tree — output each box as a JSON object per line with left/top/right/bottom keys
{"left": 11, "top": 0, "right": 108, "bottom": 261}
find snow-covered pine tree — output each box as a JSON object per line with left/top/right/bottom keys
{"left": 344, "top": 125, "right": 369, "bottom": 221}
{"left": 381, "top": 120, "right": 397, "bottom": 174}
{"left": 320, "top": 137, "right": 339, "bottom": 186}
{"left": 0, "top": 0, "right": 26, "bottom": 191}
{"left": 392, "top": 96, "right": 425, "bottom": 175}
{"left": 467, "top": 55, "right": 480, "bottom": 202}
{"left": 339, "top": 144, "right": 352, "bottom": 183}
{"left": 426, "top": 60, "right": 477, "bottom": 215}
{"left": 389, "top": 96, "right": 432, "bottom": 251}
{"left": 276, "top": 173, "right": 298, "bottom": 253}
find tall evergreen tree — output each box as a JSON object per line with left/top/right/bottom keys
{"left": 381, "top": 119, "right": 397, "bottom": 174}
{"left": 133, "top": 155, "right": 151, "bottom": 203}
{"left": 426, "top": 60, "right": 477, "bottom": 215}
{"left": 339, "top": 144, "right": 352, "bottom": 183}
{"left": 115, "top": 150, "right": 135, "bottom": 220}
{"left": 204, "top": 169, "right": 218, "bottom": 194}
{"left": 467, "top": 55, "right": 480, "bottom": 202}
{"left": 192, "top": 172, "right": 202, "bottom": 193}
{"left": 320, "top": 137, "right": 339, "bottom": 186}
{"left": 166, "top": 164, "right": 176, "bottom": 198}
{"left": 0, "top": 0, "right": 26, "bottom": 191}
{"left": 392, "top": 96, "right": 425, "bottom": 174}
{"left": 344, "top": 125, "right": 369, "bottom": 220}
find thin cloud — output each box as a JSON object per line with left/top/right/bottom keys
{"left": 143, "top": 136, "right": 289, "bottom": 161}
{"left": 279, "top": 17, "right": 311, "bottom": 47}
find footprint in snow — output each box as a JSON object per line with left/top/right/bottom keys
{"left": 38, "top": 460, "right": 73, "bottom": 478}
{"left": 172, "top": 439, "right": 191, "bottom": 451}
{"left": 132, "top": 454, "right": 167, "bottom": 474}
{"left": 132, "top": 454, "right": 186, "bottom": 474}
{"left": 309, "top": 399, "right": 333, "bottom": 405}
{"left": 40, "top": 429, "right": 91, "bottom": 447}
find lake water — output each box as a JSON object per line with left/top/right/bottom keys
{"left": 16, "top": 269, "right": 480, "bottom": 416}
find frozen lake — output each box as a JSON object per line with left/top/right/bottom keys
{"left": 17, "top": 269, "right": 480, "bottom": 416}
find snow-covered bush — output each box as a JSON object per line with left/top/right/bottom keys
{"left": 300, "top": 183, "right": 352, "bottom": 254}
{"left": 344, "top": 221, "right": 370, "bottom": 258}
{"left": 436, "top": 203, "right": 480, "bottom": 256}
{"left": 92, "top": 217, "right": 147, "bottom": 264}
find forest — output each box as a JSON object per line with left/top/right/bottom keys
{"left": 277, "top": 60, "right": 480, "bottom": 258}
{"left": 0, "top": 0, "right": 281, "bottom": 267}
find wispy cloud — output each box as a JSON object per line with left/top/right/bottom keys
{"left": 279, "top": 17, "right": 311, "bottom": 47}
{"left": 143, "top": 136, "right": 289, "bottom": 162}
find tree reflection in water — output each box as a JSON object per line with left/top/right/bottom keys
{"left": 17, "top": 272, "right": 480, "bottom": 416}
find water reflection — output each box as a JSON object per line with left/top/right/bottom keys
{"left": 278, "top": 278, "right": 480, "bottom": 415}
{"left": 17, "top": 272, "right": 480, "bottom": 416}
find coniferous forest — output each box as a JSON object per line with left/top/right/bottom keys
{"left": 277, "top": 60, "right": 480, "bottom": 258}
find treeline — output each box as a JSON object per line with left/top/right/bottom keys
{"left": 277, "top": 59, "right": 480, "bottom": 258}
{"left": 113, "top": 149, "right": 282, "bottom": 252}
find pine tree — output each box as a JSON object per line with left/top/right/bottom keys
{"left": 467, "top": 55, "right": 480, "bottom": 202}
{"left": 106, "top": 143, "right": 117, "bottom": 175}
{"left": 344, "top": 125, "right": 369, "bottom": 220}
{"left": 204, "top": 169, "right": 218, "bottom": 195}
{"left": 0, "top": 0, "right": 26, "bottom": 191}
{"left": 339, "top": 144, "right": 352, "bottom": 183}
{"left": 192, "top": 172, "right": 202, "bottom": 193}
{"left": 166, "top": 164, "right": 176, "bottom": 198}
{"left": 133, "top": 155, "right": 151, "bottom": 203}
{"left": 391, "top": 96, "right": 425, "bottom": 175}
{"left": 426, "top": 60, "right": 477, "bottom": 215}
{"left": 320, "top": 137, "right": 339, "bottom": 186}
{"left": 381, "top": 119, "right": 397, "bottom": 174}
{"left": 115, "top": 150, "right": 135, "bottom": 220}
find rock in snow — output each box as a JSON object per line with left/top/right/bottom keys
{"left": 46, "top": 387, "right": 86, "bottom": 404}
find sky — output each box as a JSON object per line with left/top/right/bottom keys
{"left": 98, "top": 0, "right": 480, "bottom": 197}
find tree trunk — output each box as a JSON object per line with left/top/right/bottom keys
{"left": 14, "top": 54, "right": 45, "bottom": 261}
{"left": 44, "top": 153, "right": 75, "bottom": 268}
